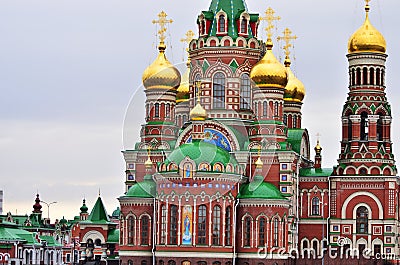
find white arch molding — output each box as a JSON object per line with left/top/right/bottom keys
{"left": 82, "top": 230, "right": 105, "bottom": 244}
{"left": 341, "top": 191, "right": 383, "bottom": 219}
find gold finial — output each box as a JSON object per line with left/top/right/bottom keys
{"left": 145, "top": 147, "right": 153, "bottom": 167}
{"left": 255, "top": 146, "right": 263, "bottom": 168}
{"left": 315, "top": 133, "right": 322, "bottom": 153}
{"left": 277, "top": 28, "right": 297, "bottom": 65}
{"left": 365, "top": 0, "right": 371, "bottom": 12}
{"left": 180, "top": 30, "right": 195, "bottom": 52}
{"left": 98, "top": 189, "right": 101, "bottom": 197}
{"left": 260, "top": 7, "right": 281, "bottom": 45}
{"left": 152, "top": 11, "right": 173, "bottom": 47}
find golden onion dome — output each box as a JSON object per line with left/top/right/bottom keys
{"left": 190, "top": 102, "right": 207, "bottom": 121}
{"left": 255, "top": 156, "right": 263, "bottom": 168}
{"left": 144, "top": 156, "right": 153, "bottom": 168}
{"left": 142, "top": 43, "right": 181, "bottom": 90}
{"left": 284, "top": 59, "right": 305, "bottom": 102}
{"left": 314, "top": 140, "right": 322, "bottom": 154}
{"left": 348, "top": 4, "right": 386, "bottom": 54}
{"left": 250, "top": 41, "right": 288, "bottom": 89}
{"left": 176, "top": 61, "right": 190, "bottom": 103}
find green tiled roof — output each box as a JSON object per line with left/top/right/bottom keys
{"left": 300, "top": 168, "right": 333, "bottom": 177}
{"left": 124, "top": 175, "right": 156, "bottom": 198}
{"left": 39, "top": 235, "right": 62, "bottom": 247}
{"left": 287, "top": 129, "right": 305, "bottom": 154}
{"left": 164, "top": 140, "right": 238, "bottom": 167}
{"left": 107, "top": 229, "right": 119, "bottom": 243}
{"left": 238, "top": 175, "right": 286, "bottom": 200}
{"left": 82, "top": 197, "right": 111, "bottom": 224}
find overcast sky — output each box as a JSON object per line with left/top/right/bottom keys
{"left": 1, "top": 0, "right": 399, "bottom": 220}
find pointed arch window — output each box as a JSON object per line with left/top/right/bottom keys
{"left": 273, "top": 218, "right": 279, "bottom": 247}
{"left": 141, "top": 215, "right": 150, "bottom": 245}
{"left": 361, "top": 112, "right": 369, "bottom": 141}
{"left": 218, "top": 15, "right": 226, "bottom": 33}
{"left": 160, "top": 205, "right": 167, "bottom": 244}
{"left": 212, "top": 205, "right": 221, "bottom": 245}
{"left": 197, "top": 205, "right": 207, "bottom": 245}
{"left": 127, "top": 216, "right": 135, "bottom": 245}
{"left": 244, "top": 216, "right": 251, "bottom": 247}
{"left": 213, "top": 72, "right": 225, "bottom": 109}
{"left": 170, "top": 205, "right": 178, "bottom": 245}
{"left": 258, "top": 217, "right": 267, "bottom": 246}
{"left": 225, "top": 206, "right": 232, "bottom": 246}
{"left": 356, "top": 206, "right": 368, "bottom": 234}
{"left": 311, "top": 197, "right": 320, "bottom": 216}
{"left": 240, "top": 17, "right": 248, "bottom": 34}
{"left": 240, "top": 74, "right": 251, "bottom": 109}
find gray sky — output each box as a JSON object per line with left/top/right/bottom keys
{"left": 1, "top": 0, "right": 399, "bottom": 220}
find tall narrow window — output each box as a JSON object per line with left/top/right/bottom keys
{"left": 351, "top": 69, "right": 355, "bottom": 86}
{"left": 311, "top": 197, "right": 320, "bottom": 216}
{"left": 155, "top": 103, "right": 160, "bottom": 118}
{"left": 194, "top": 74, "right": 201, "bottom": 104}
{"left": 381, "top": 70, "right": 385, "bottom": 86}
{"left": 197, "top": 205, "right": 207, "bottom": 245}
{"left": 283, "top": 114, "right": 287, "bottom": 125}
{"left": 165, "top": 103, "right": 170, "bottom": 118}
{"left": 363, "top": 67, "right": 368, "bottom": 85}
{"left": 201, "top": 20, "right": 206, "bottom": 35}
{"left": 170, "top": 205, "right": 178, "bottom": 245}
{"left": 356, "top": 68, "right": 361, "bottom": 85}
{"left": 254, "top": 102, "right": 258, "bottom": 117}
{"left": 273, "top": 218, "right": 279, "bottom": 247}
{"left": 244, "top": 216, "right": 251, "bottom": 247}
{"left": 282, "top": 220, "right": 286, "bottom": 247}
{"left": 240, "top": 18, "right": 247, "bottom": 34}
{"left": 356, "top": 206, "right": 368, "bottom": 234}
{"left": 293, "top": 115, "right": 297, "bottom": 128}
{"left": 370, "top": 68, "right": 375, "bottom": 85}
{"left": 212, "top": 205, "right": 221, "bottom": 245}
{"left": 274, "top": 102, "right": 279, "bottom": 117}
{"left": 240, "top": 74, "right": 251, "bottom": 109}
{"left": 377, "top": 115, "right": 383, "bottom": 141}
{"left": 141, "top": 216, "right": 149, "bottom": 245}
{"left": 127, "top": 216, "right": 135, "bottom": 245}
{"left": 218, "top": 15, "right": 226, "bottom": 32}
{"left": 225, "top": 206, "right": 232, "bottom": 246}
{"left": 160, "top": 205, "right": 167, "bottom": 244}
{"left": 258, "top": 217, "right": 267, "bottom": 246}
{"left": 376, "top": 68, "right": 381, "bottom": 86}
{"left": 348, "top": 117, "right": 353, "bottom": 140}
{"left": 213, "top": 72, "right": 225, "bottom": 109}
{"left": 263, "top": 101, "right": 267, "bottom": 117}
{"left": 361, "top": 112, "right": 369, "bottom": 141}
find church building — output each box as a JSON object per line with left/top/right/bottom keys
{"left": 117, "top": 0, "right": 399, "bottom": 264}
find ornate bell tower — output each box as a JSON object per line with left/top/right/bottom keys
{"left": 334, "top": 1, "right": 396, "bottom": 176}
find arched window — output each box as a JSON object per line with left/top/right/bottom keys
{"left": 128, "top": 216, "right": 135, "bottom": 245}
{"left": 240, "top": 17, "right": 247, "bottom": 34}
{"left": 363, "top": 67, "right": 368, "bottom": 85}
{"left": 95, "top": 238, "right": 101, "bottom": 246}
{"left": 218, "top": 15, "right": 226, "bottom": 32}
{"left": 141, "top": 261, "right": 147, "bottom": 265}
{"left": 356, "top": 206, "right": 368, "bottom": 234}
{"left": 244, "top": 216, "right": 251, "bottom": 247}
{"left": 141, "top": 216, "right": 150, "bottom": 245}
{"left": 361, "top": 112, "right": 369, "bottom": 141}
{"left": 283, "top": 114, "right": 287, "bottom": 125}
{"left": 312, "top": 240, "right": 318, "bottom": 256}
{"left": 194, "top": 74, "right": 201, "bottom": 104}
{"left": 165, "top": 103, "right": 170, "bottom": 118}
{"left": 240, "top": 74, "right": 251, "bottom": 109}
{"left": 381, "top": 70, "right": 385, "bottom": 86}
{"left": 356, "top": 68, "right": 361, "bottom": 85}
{"left": 376, "top": 68, "right": 381, "bottom": 86}
{"left": 197, "top": 205, "right": 207, "bottom": 245}
{"left": 351, "top": 69, "right": 355, "bottom": 86}
{"left": 273, "top": 218, "right": 279, "bottom": 247}
{"left": 311, "top": 197, "right": 320, "bottom": 215}
{"left": 128, "top": 260, "right": 134, "bottom": 265}
{"left": 377, "top": 115, "right": 383, "bottom": 141}
{"left": 170, "top": 205, "right": 178, "bottom": 245}
{"left": 282, "top": 219, "right": 286, "bottom": 247}
{"left": 213, "top": 72, "right": 225, "bottom": 109}
{"left": 274, "top": 102, "right": 278, "bottom": 117}
{"left": 212, "top": 205, "right": 221, "bottom": 245}
{"left": 263, "top": 101, "right": 267, "bottom": 117}
{"left": 225, "top": 206, "right": 232, "bottom": 246}
{"left": 154, "top": 103, "right": 160, "bottom": 118}
{"left": 168, "top": 261, "right": 176, "bottom": 265}
{"left": 348, "top": 116, "right": 353, "bottom": 140}
{"left": 201, "top": 20, "right": 206, "bottom": 35}
{"left": 258, "top": 217, "right": 267, "bottom": 246}
{"left": 254, "top": 102, "right": 258, "bottom": 117}
{"left": 369, "top": 68, "right": 375, "bottom": 85}
{"left": 160, "top": 205, "right": 167, "bottom": 244}
{"left": 293, "top": 115, "right": 297, "bottom": 128}
{"left": 182, "top": 115, "right": 187, "bottom": 124}
{"left": 159, "top": 261, "right": 165, "bottom": 265}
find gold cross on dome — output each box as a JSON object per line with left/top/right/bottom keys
{"left": 277, "top": 28, "right": 297, "bottom": 59}
{"left": 260, "top": 7, "right": 281, "bottom": 40}
{"left": 365, "top": 0, "right": 371, "bottom": 5}
{"left": 152, "top": 11, "right": 173, "bottom": 45}
{"left": 180, "top": 30, "right": 195, "bottom": 51}
{"left": 195, "top": 80, "right": 202, "bottom": 103}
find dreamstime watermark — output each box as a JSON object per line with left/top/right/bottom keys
{"left": 257, "top": 237, "right": 397, "bottom": 260}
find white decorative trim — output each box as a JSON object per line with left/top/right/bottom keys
{"left": 341, "top": 191, "right": 383, "bottom": 219}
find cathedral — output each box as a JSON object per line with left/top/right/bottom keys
{"left": 117, "top": 0, "right": 399, "bottom": 264}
